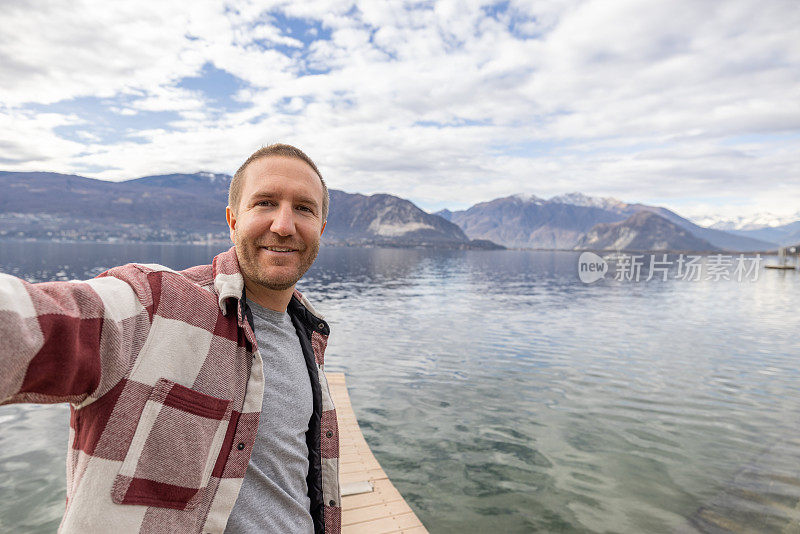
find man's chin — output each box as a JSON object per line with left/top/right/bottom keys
{"left": 235, "top": 240, "right": 318, "bottom": 293}
{"left": 250, "top": 268, "right": 303, "bottom": 292}
{"left": 255, "top": 280, "right": 296, "bottom": 291}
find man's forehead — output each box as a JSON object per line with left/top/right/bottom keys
{"left": 242, "top": 156, "right": 323, "bottom": 194}
{"left": 246, "top": 155, "right": 317, "bottom": 179}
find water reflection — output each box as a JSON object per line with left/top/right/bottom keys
{"left": 1, "top": 242, "right": 799, "bottom": 533}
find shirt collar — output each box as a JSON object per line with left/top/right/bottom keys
{"left": 212, "top": 246, "right": 245, "bottom": 316}
{"left": 210, "top": 246, "right": 328, "bottom": 334}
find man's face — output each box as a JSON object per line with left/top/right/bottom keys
{"left": 227, "top": 156, "right": 326, "bottom": 292}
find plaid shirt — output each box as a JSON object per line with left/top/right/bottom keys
{"left": 0, "top": 246, "right": 341, "bottom": 533}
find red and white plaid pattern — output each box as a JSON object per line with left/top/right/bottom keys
{"left": 0, "top": 246, "right": 340, "bottom": 533}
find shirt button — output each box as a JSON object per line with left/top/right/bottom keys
{"left": 237, "top": 442, "right": 245, "bottom": 450}
{"left": 329, "top": 500, "right": 336, "bottom": 506}
{"left": 326, "top": 430, "right": 333, "bottom": 438}
{"left": 318, "top": 322, "right": 325, "bottom": 330}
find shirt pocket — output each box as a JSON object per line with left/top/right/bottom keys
{"left": 111, "top": 378, "right": 232, "bottom": 510}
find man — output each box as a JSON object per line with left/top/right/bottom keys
{"left": 0, "top": 144, "right": 340, "bottom": 533}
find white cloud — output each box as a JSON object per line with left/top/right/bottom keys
{"left": 0, "top": 0, "right": 798, "bottom": 219}
{"left": 0, "top": 109, "right": 85, "bottom": 167}
{"left": 131, "top": 86, "right": 206, "bottom": 113}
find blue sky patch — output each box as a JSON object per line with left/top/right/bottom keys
{"left": 483, "top": 1, "right": 510, "bottom": 20}
{"left": 269, "top": 10, "right": 331, "bottom": 47}
{"left": 29, "top": 96, "right": 182, "bottom": 145}
{"left": 254, "top": 10, "right": 336, "bottom": 75}
{"left": 251, "top": 9, "right": 332, "bottom": 60}
{"left": 484, "top": 0, "right": 544, "bottom": 40}
{"left": 178, "top": 63, "right": 251, "bottom": 113}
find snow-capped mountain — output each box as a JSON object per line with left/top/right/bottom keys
{"left": 548, "top": 192, "right": 628, "bottom": 212}
{"left": 692, "top": 211, "right": 800, "bottom": 231}
{"left": 443, "top": 192, "right": 777, "bottom": 251}
{"left": 511, "top": 193, "right": 546, "bottom": 204}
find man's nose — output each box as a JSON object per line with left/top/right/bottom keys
{"left": 270, "top": 203, "right": 296, "bottom": 236}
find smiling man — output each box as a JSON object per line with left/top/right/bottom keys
{"left": 223, "top": 145, "right": 333, "bottom": 534}
{"left": 0, "top": 144, "right": 341, "bottom": 533}
{"left": 227, "top": 148, "right": 328, "bottom": 310}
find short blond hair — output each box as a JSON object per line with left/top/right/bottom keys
{"left": 229, "top": 143, "right": 329, "bottom": 220}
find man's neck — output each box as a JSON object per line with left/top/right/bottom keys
{"left": 243, "top": 279, "right": 294, "bottom": 313}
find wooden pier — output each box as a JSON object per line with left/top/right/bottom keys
{"left": 328, "top": 372, "right": 428, "bottom": 534}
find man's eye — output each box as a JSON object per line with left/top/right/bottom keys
{"left": 297, "top": 205, "right": 313, "bottom": 213}
{"left": 257, "top": 200, "right": 274, "bottom": 207}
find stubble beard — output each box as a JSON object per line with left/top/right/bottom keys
{"left": 235, "top": 233, "right": 320, "bottom": 291}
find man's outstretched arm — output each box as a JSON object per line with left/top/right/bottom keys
{"left": 0, "top": 270, "right": 153, "bottom": 407}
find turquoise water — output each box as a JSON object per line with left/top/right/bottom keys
{"left": 1, "top": 241, "right": 799, "bottom": 533}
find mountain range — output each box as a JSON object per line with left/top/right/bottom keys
{"left": 694, "top": 211, "right": 800, "bottom": 231}
{"left": 0, "top": 171, "right": 789, "bottom": 252}
{"left": 693, "top": 211, "right": 800, "bottom": 246}
{"left": 437, "top": 193, "right": 777, "bottom": 251}
{"left": 712, "top": 221, "right": 800, "bottom": 247}
{"left": 0, "top": 171, "right": 497, "bottom": 249}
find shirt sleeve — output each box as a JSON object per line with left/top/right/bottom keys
{"left": 0, "top": 269, "right": 154, "bottom": 406}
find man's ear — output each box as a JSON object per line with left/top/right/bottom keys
{"left": 226, "top": 206, "right": 236, "bottom": 243}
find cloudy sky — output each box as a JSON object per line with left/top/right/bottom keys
{"left": 1, "top": 0, "right": 798, "bottom": 221}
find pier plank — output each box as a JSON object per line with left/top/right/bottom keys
{"left": 328, "top": 372, "right": 428, "bottom": 533}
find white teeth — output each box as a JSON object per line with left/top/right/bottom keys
{"left": 264, "top": 247, "right": 293, "bottom": 252}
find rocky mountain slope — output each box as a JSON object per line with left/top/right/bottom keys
{"left": 325, "top": 190, "right": 488, "bottom": 246}
{"left": 574, "top": 211, "right": 718, "bottom": 251}
{"left": 628, "top": 204, "right": 776, "bottom": 252}
{"left": 442, "top": 194, "right": 623, "bottom": 249}
{"left": 441, "top": 193, "right": 776, "bottom": 251}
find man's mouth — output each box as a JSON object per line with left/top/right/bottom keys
{"left": 260, "top": 245, "right": 299, "bottom": 253}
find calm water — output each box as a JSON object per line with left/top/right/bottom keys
{"left": 1, "top": 241, "right": 799, "bottom": 533}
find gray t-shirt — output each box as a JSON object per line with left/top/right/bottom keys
{"left": 224, "top": 300, "right": 314, "bottom": 534}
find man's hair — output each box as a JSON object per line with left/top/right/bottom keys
{"left": 229, "top": 143, "right": 329, "bottom": 221}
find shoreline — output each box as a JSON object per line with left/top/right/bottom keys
{"left": 0, "top": 237, "right": 781, "bottom": 255}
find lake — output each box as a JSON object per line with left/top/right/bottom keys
{"left": 1, "top": 240, "right": 799, "bottom": 533}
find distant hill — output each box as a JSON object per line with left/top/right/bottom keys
{"left": 574, "top": 211, "right": 719, "bottom": 251}
{"left": 627, "top": 204, "right": 776, "bottom": 252}
{"left": 719, "top": 220, "right": 800, "bottom": 247}
{"left": 324, "top": 190, "right": 497, "bottom": 247}
{"left": 442, "top": 193, "right": 776, "bottom": 252}
{"left": 436, "top": 208, "right": 454, "bottom": 221}
{"left": 441, "top": 194, "right": 622, "bottom": 249}
{"left": 0, "top": 171, "right": 500, "bottom": 248}
{"left": 0, "top": 171, "right": 229, "bottom": 242}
